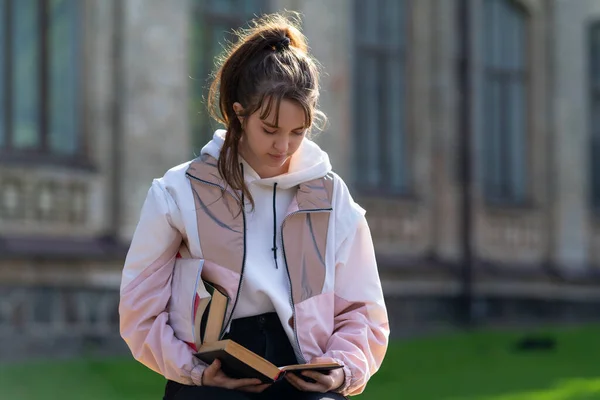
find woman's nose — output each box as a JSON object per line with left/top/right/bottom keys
{"left": 274, "top": 137, "right": 289, "bottom": 153}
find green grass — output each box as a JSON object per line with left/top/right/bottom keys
{"left": 0, "top": 357, "right": 165, "bottom": 400}
{"left": 1, "top": 325, "right": 600, "bottom": 399}
{"left": 361, "top": 324, "right": 600, "bottom": 400}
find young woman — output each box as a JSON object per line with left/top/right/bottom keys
{"left": 119, "top": 13, "right": 389, "bottom": 400}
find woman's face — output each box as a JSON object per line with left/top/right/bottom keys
{"left": 235, "top": 99, "right": 307, "bottom": 179}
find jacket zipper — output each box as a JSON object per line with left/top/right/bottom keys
{"left": 185, "top": 172, "right": 247, "bottom": 339}
{"left": 280, "top": 208, "right": 332, "bottom": 363}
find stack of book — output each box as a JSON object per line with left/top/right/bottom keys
{"left": 175, "top": 255, "right": 342, "bottom": 383}
{"left": 170, "top": 252, "right": 230, "bottom": 352}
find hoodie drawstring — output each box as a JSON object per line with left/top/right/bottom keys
{"left": 271, "top": 182, "right": 279, "bottom": 269}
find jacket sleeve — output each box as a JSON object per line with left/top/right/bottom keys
{"left": 314, "top": 182, "right": 389, "bottom": 396}
{"left": 119, "top": 180, "right": 207, "bottom": 385}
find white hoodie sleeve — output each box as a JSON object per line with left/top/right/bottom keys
{"left": 119, "top": 180, "right": 206, "bottom": 385}
{"left": 317, "top": 177, "right": 390, "bottom": 396}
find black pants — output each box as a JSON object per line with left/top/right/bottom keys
{"left": 163, "top": 312, "right": 347, "bottom": 400}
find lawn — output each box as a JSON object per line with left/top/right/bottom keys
{"left": 1, "top": 325, "right": 599, "bottom": 400}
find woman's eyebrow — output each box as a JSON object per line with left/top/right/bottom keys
{"left": 263, "top": 121, "right": 304, "bottom": 130}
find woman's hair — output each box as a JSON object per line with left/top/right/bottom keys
{"left": 207, "top": 12, "right": 325, "bottom": 208}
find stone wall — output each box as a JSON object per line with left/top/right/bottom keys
{"left": 3, "top": 0, "right": 600, "bottom": 361}
{"left": 0, "top": 285, "right": 123, "bottom": 361}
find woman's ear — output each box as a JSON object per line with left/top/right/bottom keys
{"left": 233, "top": 102, "right": 244, "bottom": 125}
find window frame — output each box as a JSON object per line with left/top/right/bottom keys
{"left": 352, "top": 0, "right": 411, "bottom": 197}
{"left": 0, "top": 0, "right": 88, "bottom": 167}
{"left": 190, "top": 0, "right": 268, "bottom": 152}
{"left": 590, "top": 21, "right": 600, "bottom": 209}
{"left": 480, "top": 0, "right": 531, "bottom": 206}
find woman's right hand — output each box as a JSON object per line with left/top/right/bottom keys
{"left": 201, "top": 359, "right": 271, "bottom": 393}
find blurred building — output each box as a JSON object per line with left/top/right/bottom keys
{"left": 1, "top": 0, "right": 600, "bottom": 357}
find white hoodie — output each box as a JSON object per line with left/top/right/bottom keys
{"left": 200, "top": 129, "right": 333, "bottom": 319}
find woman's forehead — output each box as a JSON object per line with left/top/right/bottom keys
{"left": 258, "top": 98, "right": 307, "bottom": 129}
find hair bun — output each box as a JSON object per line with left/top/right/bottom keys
{"left": 272, "top": 36, "right": 291, "bottom": 52}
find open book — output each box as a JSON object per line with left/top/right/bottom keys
{"left": 195, "top": 339, "right": 342, "bottom": 383}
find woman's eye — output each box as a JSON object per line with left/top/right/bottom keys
{"left": 263, "top": 128, "right": 276, "bottom": 134}
{"left": 293, "top": 130, "right": 305, "bottom": 136}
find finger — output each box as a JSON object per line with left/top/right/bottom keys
{"left": 202, "top": 360, "right": 221, "bottom": 383}
{"left": 206, "top": 359, "right": 221, "bottom": 374}
{"left": 285, "top": 377, "right": 304, "bottom": 392}
{"left": 293, "top": 372, "right": 330, "bottom": 393}
{"left": 285, "top": 374, "right": 305, "bottom": 391}
{"left": 303, "top": 371, "right": 335, "bottom": 392}
{"left": 300, "top": 370, "right": 330, "bottom": 384}
{"left": 286, "top": 372, "right": 325, "bottom": 392}
{"left": 238, "top": 383, "right": 271, "bottom": 393}
{"left": 226, "top": 378, "right": 264, "bottom": 389}
{"left": 301, "top": 370, "right": 337, "bottom": 390}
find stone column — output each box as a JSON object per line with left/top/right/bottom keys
{"left": 430, "top": 0, "right": 461, "bottom": 261}
{"left": 551, "top": 0, "right": 600, "bottom": 270}
{"left": 86, "top": 0, "right": 117, "bottom": 236}
{"left": 118, "top": 0, "right": 192, "bottom": 240}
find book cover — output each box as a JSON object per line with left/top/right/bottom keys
{"left": 169, "top": 257, "right": 212, "bottom": 351}
{"left": 192, "top": 284, "right": 211, "bottom": 350}
{"left": 201, "top": 281, "right": 230, "bottom": 344}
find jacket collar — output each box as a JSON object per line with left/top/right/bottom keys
{"left": 186, "top": 155, "right": 333, "bottom": 212}
{"left": 186, "top": 154, "right": 237, "bottom": 198}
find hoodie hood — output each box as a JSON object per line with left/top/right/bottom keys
{"left": 200, "top": 129, "right": 332, "bottom": 190}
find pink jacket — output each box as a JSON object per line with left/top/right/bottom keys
{"left": 119, "top": 155, "right": 389, "bottom": 396}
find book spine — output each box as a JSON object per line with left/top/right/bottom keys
{"left": 192, "top": 265, "right": 202, "bottom": 346}
{"left": 275, "top": 370, "right": 285, "bottom": 381}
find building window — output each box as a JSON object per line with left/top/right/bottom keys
{"left": 0, "top": 0, "right": 81, "bottom": 160}
{"left": 354, "top": 0, "right": 408, "bottom": 195}
{"left": 481, "top": 0, "right": 528, "bottom": 204}
{"left": 591, "top": 22, "right": 600, "bottom": 208}
{"left": 190, "top": 0, "right": 266, "bottom": 151}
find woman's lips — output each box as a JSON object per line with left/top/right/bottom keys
{"left": 269, "top": 154, "right": 287, "bottom": 161}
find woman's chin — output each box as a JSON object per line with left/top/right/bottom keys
{"left": 260, "top": 157, "right": 290, "bottom": 174}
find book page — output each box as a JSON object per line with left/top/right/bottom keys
{"left": 279, "top": 362, "right": 342, "bottom": 372}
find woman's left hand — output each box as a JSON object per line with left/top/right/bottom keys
{"left": 284, "top": 367, "right": 345, "bottom": 393}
